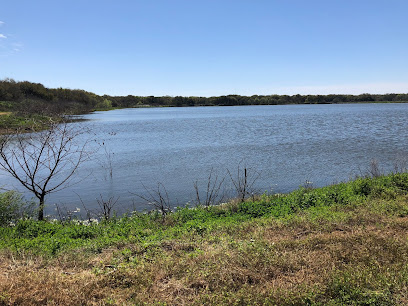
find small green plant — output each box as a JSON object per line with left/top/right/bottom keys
{"left": 0, "top": 191, "right": 27, "bottom": 226}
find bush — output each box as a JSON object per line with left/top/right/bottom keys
{"left": 0, "top": 191, "right": 26, "bottom": 226}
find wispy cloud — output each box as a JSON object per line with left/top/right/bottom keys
{"left": 0, "top": 21, "right": 22, "bottom": 56}
{"left": 11, "top": 42, "right": 23, "bottom": 52}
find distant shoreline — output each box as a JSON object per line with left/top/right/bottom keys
{"left": 1, "top": 78, "right": 407, "bottom": 134}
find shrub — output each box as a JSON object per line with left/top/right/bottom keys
{"left": 0, "top": 191, "right": 26, "bottom": 226}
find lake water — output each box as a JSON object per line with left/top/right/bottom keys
{"left": 1, "top": 103, "right": 408, "bottom": 216}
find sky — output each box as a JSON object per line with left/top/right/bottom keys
{"left": 1, "top": 0, "right": 408, "bottom": 97}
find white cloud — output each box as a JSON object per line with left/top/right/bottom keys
{"left": 11, "top": 43, "right": 22, "bottom": 52}
{"left": 0, "top": 38, "right": 23, "bottom": 56}
{"left": 0, "top": 34, "right": 6, "bottom": 39}
{"left": 0, "top": 21, "right": 4, "bottom": 26}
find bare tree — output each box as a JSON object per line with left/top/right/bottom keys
{"left": 133, "top": 182, "right": 172, "bottom": 218}
{"left": 227, "top": 163, "right": 261, "bottom": 203}
{"left": 194, "top": 168, "right": 225, "bottom": 207}
{"left": 96, "top": 195, "right": 119, "bottom": 221}
{"left": 368, "top": 158, "right": 382, "bottom": 178}
{"left": 0, "top": 123, "right": 90, "bottom": 220}
{"left": 95, "top": 141, "right": 115, "bottom": 180}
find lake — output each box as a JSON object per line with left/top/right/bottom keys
{"left": 1, "top": 103, "right": 408, "bottom": 216}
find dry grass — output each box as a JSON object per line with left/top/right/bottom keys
{"left": 1, "top": 197, "right": 408, "bottom": 305}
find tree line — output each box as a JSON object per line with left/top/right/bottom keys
{"left": 1, "top": 78, "right": 408, "bottom": 115}
{"left": 0, "top": 79, "right": 106, "bottom": 115}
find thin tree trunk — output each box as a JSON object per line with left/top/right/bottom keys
{"left": 38, "top": 195, "right": 45, "bottom": 221}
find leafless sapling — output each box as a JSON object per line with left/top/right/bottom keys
{"left": 0, "top": 122, "right": 90, "bottom": 220}
{"left": 96, "top": 195, "right": 119, "bottom": 221}
{"left": 133, "top": 182, "right": 172, "bottom": 218}
{"left": 227, "top": 163, "right": 261, "bottom": 203}
{"left": 194, "top": 168, "right": 225, "bottom": 207}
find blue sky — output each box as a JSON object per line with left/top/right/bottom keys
{"left": 1, "top": 0, "right": 407, "bottom": 96}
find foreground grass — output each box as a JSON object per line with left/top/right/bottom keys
{"left": 1, "top": 174, "right": 408, "bottom": 305}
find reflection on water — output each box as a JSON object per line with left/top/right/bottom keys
{"left": 1, "top": 103, "right": 407, "bottom": 215}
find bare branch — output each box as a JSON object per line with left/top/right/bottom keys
{"left": 227, "top": 162, "right": 261, "bottom": 202}
{"left": 0, "top": 122, "right": 91, "bottom": 220}
{"left": 132, "top": 182, "right": 172, "bottom": 218}
{"left": 96, "top": 195, "right": 119, "bottom": 221}
{"left": 194, "top": 168, "right": 225, "bottom": 207}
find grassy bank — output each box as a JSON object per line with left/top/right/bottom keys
{"left": 0, "top": 108, "right": 110, "bottom": 135}
{"left": 1, "top": 173, "right": 408, "bottom": 304}
{"left": 0, "top": 113, "right": 62, "bottom": 134}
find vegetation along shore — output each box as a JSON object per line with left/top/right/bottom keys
{"left": 1, "top": 173, "right": 408, "bottom": 304}
{"left": 1, "top": 78, "right": 408, "bottom": 134}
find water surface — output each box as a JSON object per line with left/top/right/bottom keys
{"left": 1, "top": 104, "right": 407, "bottom": 215}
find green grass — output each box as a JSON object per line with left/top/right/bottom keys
{"left": 2, "top": 173, "right": 408, "bottom": 305}
{"left": 0, "top": 113, "right": 61, "bottom": 133}
{"left": 1, "top": 173, "right": 407, "bottom": 257}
